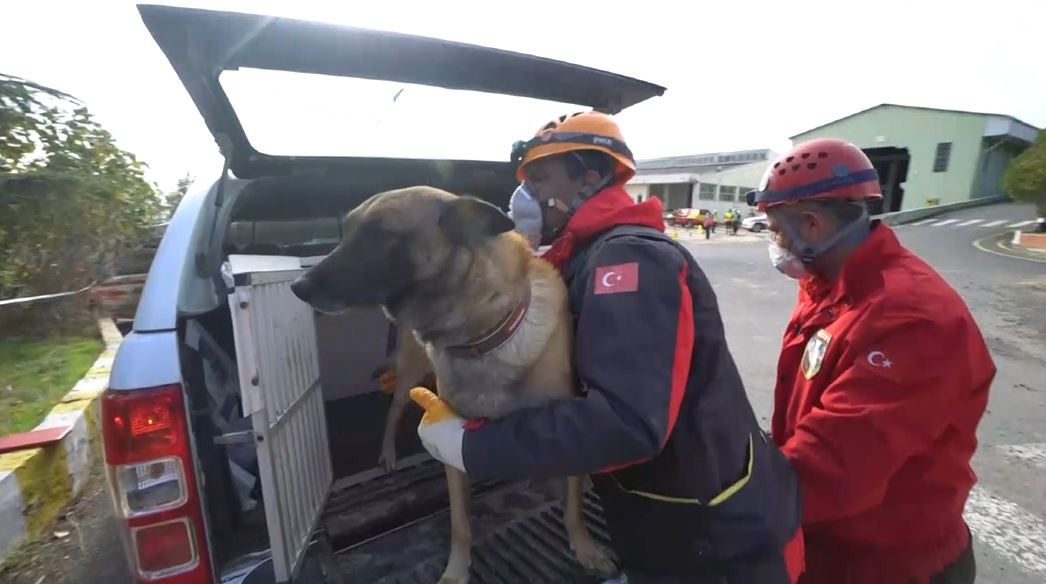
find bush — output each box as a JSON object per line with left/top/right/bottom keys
{"left": 1, "top": 74, "right": 161, "bottom": 334}
{"left": 1003, "top": 130, "right": 1046, "bottom": 226}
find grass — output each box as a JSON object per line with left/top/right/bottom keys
{"left": 0, "top": 336, "right": 103, "bottom": 437}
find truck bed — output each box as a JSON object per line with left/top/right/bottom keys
{"left": 324, "top": 458, "right": 617, "bottom": 583}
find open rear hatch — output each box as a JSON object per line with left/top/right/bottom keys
{"left": 137, "top": 4, "right": 665, "bottom": 179}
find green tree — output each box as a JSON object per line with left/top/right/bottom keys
{"left": 1003, "top": 130, "right": 1046, "bottom": 230}
{"left": 1, "top": 73, "right": 160, "bottom": 329}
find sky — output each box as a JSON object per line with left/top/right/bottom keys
{"left": 3, "top": 0, "right": 1045, "bottom": 192}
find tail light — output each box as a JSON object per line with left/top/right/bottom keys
{"left": 102, "top": 385, "right": 212, "bottom": 583}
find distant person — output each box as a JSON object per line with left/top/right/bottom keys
{"left": 749, "top": 138, "right": 994, "bottom": 584}
{"left": 703, "top": 212, "right": 715, "bottom": 239}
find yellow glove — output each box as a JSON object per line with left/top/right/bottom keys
{"left": 410, "top": 387, "right": 467, "bottom": 472}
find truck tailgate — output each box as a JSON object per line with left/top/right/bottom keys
{"left": 325, "top": 459, "right": 615, "bottom": 583}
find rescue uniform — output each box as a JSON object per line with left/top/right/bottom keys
{"left": 463, "top": 186, "right": 804, "bottom": 582}
{"left": 772, "top": 222, "right": 994, "bottom": 584}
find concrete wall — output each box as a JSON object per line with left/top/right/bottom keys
{"left": 973, "top": 141, "right": 1025, "bottom": 199}
{"left": 792, "top": 105, "right": 986, "bottom": 209}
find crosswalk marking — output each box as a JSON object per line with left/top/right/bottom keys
{"left": 908, "top": 218, "right": 1030, "bottom": 229}
{"left": 1008, "top": 220, "right": 1036, "bottom": 228}
{"left": 965, "top": 485, "right": 1046, "bottom": 576}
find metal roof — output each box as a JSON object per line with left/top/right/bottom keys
{"left": 790, "top": 103, "right": 1042, "bottom": 140}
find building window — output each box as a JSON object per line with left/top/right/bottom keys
{"left": 933, "top": 142, "right": 952, "bottom": 172}
{"left": 718, "top": 185, "right": 737, "bottom": 201}
{"left": 698, "top": 183, "right": 717, "bottom": 201}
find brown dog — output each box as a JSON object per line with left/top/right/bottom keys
{"left": 290, "top": 186, "right": 616, "bottom": 584}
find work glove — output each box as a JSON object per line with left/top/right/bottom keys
{"left": 374, "top": 366, "right": 437, "bottom": 395}
{"left": 410, "top": 387, "right": 468, "bottom": 473}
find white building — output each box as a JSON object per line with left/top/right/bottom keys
{"left": 625, "top": 157, "right": 772, "bottom": 215}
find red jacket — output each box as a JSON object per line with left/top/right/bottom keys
{"left": 771, "top": 223, "right": 994, "bottom": 584}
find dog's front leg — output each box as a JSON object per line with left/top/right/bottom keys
{"left": 565, "top": 475, "right": 617, "bottom": 578}
{"left": 441, "top": 465, "right": 472, "bottom": 584}
{"left": 378, "top": 381, "right": 411, "bottom": 472}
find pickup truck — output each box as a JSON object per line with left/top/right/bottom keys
{"left": 103, "top": 5, "right": 664, "bottom": 583}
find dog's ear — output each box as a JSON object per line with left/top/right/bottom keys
{"left": 439, "top": 196, "right": 516, "bottom": 246}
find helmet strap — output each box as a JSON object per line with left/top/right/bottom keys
{"left": 539, "top": 172, "right": 615, "bottom": 243}
{"left": 780, "top": 207, "right": 871, "bottom": 265}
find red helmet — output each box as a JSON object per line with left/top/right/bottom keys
{"left": 748, "top": 138, "right": 883, "bottom": 211}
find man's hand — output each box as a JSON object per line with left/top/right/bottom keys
{"left": 410, "top": 387, "right": 467, "bottom": 472}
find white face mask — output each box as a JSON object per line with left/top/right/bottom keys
{"left": 768, "top": 240, "right": 811, "bottom": 280}
{"left": 507, "top": 184, "right": 542, "bottom": 248}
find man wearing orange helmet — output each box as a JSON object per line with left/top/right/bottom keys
{"left": 748, "top": 138, "right": 995, "bottom": 584}
{"left": 411, "top": 111, "right": 805, "bottom": 583}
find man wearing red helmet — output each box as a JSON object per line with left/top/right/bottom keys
{"left": 748, "top": 138, "right": 995, "bottom": 584}
{"left": 412, "top": 111, "right": 805, "bottom": 583}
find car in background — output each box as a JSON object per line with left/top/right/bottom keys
{"left": 742, "top": 213, "right": 769, "bottom": 233}
{"left": 672, "top": 208, "right": 712, "bottom": 227}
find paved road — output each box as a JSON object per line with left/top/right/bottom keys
{"left": 5, "top": 201, "right": 1042, "bottom": 584}
{"left": 684, "top": 200, "right": 1045, "bottom": 584}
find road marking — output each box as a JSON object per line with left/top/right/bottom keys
{"left": 982, "top": 220, "right": 1008, "bottom": 227}
{"left": 965, "top": 485, "right": 1046, "bottom": 576}
{"left": 1008, "top": 220, "right": 1036, "bottom": 228}
{"left": 933, "top": 219, "right": 960, "bottom": 226}
{"left": 957, "top": 219, "right": 984, "bottom": 227}
{"left": 999, "top": 443, "right": 1046, "bottom": 469}
{"left": 912, "top": 219, "right": 939, "bottom": 226}
{"left": 972, "top": 234, "right": 1046, "bottom": 264}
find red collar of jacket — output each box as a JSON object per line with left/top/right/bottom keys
{"left": 541, "top": 185, "right": 666, "bottom": 272}
{"left": 799, "top": 221, "right": 902, "bottom": 308}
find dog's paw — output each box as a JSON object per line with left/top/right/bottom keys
{"left": 572, "top": 539, "right": 618, "bottom": 578}
{"left": 377, "top": 447, "right": 397, "bottom": 473}
{"left": 436, "top": 571, "right": 469, "bottom": 584}
{"left": 438, "top": 553, "right": 470, "bottom": 584}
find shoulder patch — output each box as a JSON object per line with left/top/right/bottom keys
{"left": 594, "top": 262, "right": 639, "bottom": 295}
{"left": 801, "top": 328, "right": 832, "bottom": 380}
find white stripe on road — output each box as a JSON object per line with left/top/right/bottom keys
{"left": 957, "top": 219, "right": 984, "bottom": 227}
{"left": 982, "top": 220, "right": 1008, "bottom": 227}
{"left": 932, "top": 219, "right": 960, "bottom": 226}
{"left": 965, "top": 485, "right": 1046, "bottom": 576}
{"left": 999, "top": 443, "right": 1046, "bottom": 470}
{"left": 913, "top": 219, "right": 939, "bottom": 226}
{"left": 1008, "top": 220, "right": 1036, "bottom": 228}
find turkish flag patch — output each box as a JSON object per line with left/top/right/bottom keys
{"left": 594, "top": 262, "right": 640, "bottom": 295}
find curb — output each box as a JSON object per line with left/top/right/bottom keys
{"left": 0, "top": 318, "right": 123, "bottom": 568}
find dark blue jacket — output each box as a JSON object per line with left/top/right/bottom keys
{"left": 463, "top": 224, "right": 802, "bottom": 580}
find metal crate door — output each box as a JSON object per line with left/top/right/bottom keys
{"left": 228, "top": 269, "right": 332, "bottom": 583}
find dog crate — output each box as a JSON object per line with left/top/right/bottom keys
{"left": 227, "top": 256, "right": 333, "bottom": 582}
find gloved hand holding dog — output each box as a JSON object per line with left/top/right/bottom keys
{"left": 409, "top": 387, "right": 468, "bottom": 473}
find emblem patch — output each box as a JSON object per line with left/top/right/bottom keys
{"left": 801, "top": 328, "right": 832, "bottom": 380}
{"left": 594, "top": 262, "right": 639, "bottom": 295}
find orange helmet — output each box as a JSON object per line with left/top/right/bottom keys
{"left": 511, "top": 111, "right": 635, "bottom": 184}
